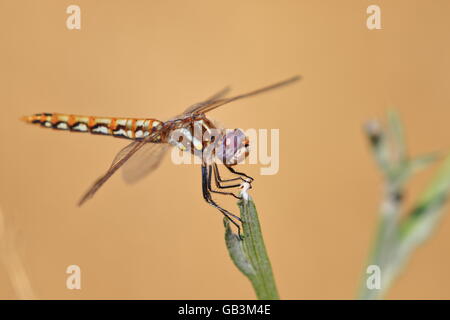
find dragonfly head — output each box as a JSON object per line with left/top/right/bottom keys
{"left": 215, "top": 129, "right": 250, "bottom": 166}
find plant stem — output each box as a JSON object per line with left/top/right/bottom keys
{"left": 224, "top": 194, "right": 279, "bottom": 300}
{"left": 0, "top": 207, "right": 35, "bottom": 299}
{"left": 359, "top": 111, "right": 450, "bottom": 299}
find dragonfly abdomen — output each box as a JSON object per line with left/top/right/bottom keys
{"left": 21, "top": 113, "right": 163, "bottom": 140}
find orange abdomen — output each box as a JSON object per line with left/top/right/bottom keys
{"left": 21, "top": 113, "right": 163, "bottom": 140}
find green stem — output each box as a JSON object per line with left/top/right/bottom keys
{"left": 224, "top": 196, "right": 279, "bottom": 300}
{"left": 359, "top": 111, "right": 450, "bottom": 299}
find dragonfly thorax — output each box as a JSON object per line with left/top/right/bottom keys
{"left": 214, "top": 129, "right": 250, "bottom": 166}
{"left": 166, "top": 118, "right": 249, "bottom": 166}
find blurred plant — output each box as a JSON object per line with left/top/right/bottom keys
{"left": 0, "top": 206, "right": 35, "bottom": 299}
{"left": 359, "top": 110, "right": 450, "bottom": 299}
{"left": 224, "top": 185, "right": 279, "bottom": 300}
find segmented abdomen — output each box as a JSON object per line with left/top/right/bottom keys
{"left": 22, "top": 113, "right": 163, "bottom": 140}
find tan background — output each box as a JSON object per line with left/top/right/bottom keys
{"left": 1, "top": 0, "right": 450, "bottom": 299}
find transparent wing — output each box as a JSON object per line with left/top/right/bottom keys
{"left": 121, "top": 142, "right": 169, "bottom": 184}
{"left": 117, "top": 85, "right": 232, "bottom": 183}
{"left": 185, "top": 76, "right": 301, "bottom": 115}
{"left": 78, "top": 131, "right": 162, "bottom": 206}
{"left": 110, "top": 140, "right": 141, "bottom": 167}
{"left": 183, "top": 86, "right": 231, "bottom": 115}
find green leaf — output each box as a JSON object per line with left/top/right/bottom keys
{"left": 224, "top": 219, "right": 255, "bottom": 278}
{"left": 400, "top": 151, "right": 450, "bottom": 241}
{"left": 224, "top": 196, "right": 279, "bottom": 300}
{"left": 408, "top": 153, "right": 440, "bottom": 175}
{"left": 387, "top": 110, "right": 407, "bottom": 164}
{"left": 359, "top": 111, "right": 450, "bottom": 300}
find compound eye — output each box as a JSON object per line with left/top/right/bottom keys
{"left": 217, "top": 129, "right": 249, "bottom": 165}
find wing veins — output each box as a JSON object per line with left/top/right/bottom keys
{"left": 78, "top": 132, "right": 160, "bottom": 206}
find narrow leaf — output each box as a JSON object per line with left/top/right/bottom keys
{"left": 224, "top": 195, "right": 279, "bottom": 300}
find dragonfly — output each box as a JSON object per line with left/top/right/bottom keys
{"left": 21, "top": 76, "right": 300, "bottom": 236}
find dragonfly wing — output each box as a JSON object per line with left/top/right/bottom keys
{"left": 182, "top": 86, "right": 231, "bottom": 115}
{"left": 186, "top": 76, "right": 301, "bottom": 115}
{"left": 78, "top": 132, "right": 161, "bottom": 206}
{"left": 110, "top": 140, "right": 141, "bottom": 167}
{"left": 121, "top": 142, "right": 170, "bottom": 184}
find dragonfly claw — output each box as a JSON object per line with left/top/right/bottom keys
{"left": 239, "top": 181, "right": 252, "bottom": 201}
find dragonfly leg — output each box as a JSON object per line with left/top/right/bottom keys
{"left": 225, "top": 165, "right": 254, "bottom": 183}
{"left": 202, "top": 165, "right": 243, "bottom": 239}
{"left": 210, "top": 164, "right": 241, "bottom": 199}
{"left": 213, "top": 163, "right": 244, "bottom": 186}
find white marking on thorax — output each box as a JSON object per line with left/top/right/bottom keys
{"left": 169, "top": 127, "right": 192, "bottom": 151}
{"left": 194, "top": 120, "right": 210, "bottom": 151}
